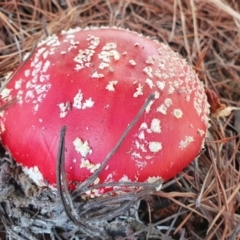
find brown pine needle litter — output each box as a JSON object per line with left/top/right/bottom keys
{"left": 0, "top": 0, "right": 240, "bottom": 239}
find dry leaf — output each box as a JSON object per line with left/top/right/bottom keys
{"left": 214, "top": 106, "right": 240, "bottom": 118}
{"left": 205, "top": 87, "right": 239, "bottom": 118}
{"left": 194, "top": 46, "right": 208, "bottom": 80}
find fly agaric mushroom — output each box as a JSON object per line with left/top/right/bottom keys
{"left": 0, "top": 27, "right": 209, "bottom": 196}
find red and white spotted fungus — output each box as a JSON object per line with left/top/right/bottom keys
{"left": 0, "top": 27, "right": 209, "bottom": 196}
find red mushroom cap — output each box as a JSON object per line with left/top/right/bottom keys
{"left": 0, "top": 27, "right": 209, "bottom": 194}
